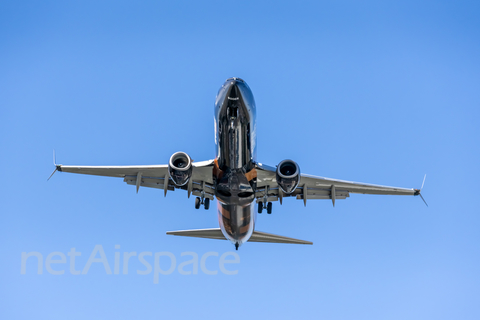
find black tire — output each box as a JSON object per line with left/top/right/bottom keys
{"left": 258, "top": 202, "right": 263, "bottom": 214}
{"left": 195, "top": 197, "right": 201, "bottom": 209}
{"left": 267, "top": 202, "right": 272, "bottom": 214}
{"left": 204, "top": 198, "right": 210, "bottom": 210}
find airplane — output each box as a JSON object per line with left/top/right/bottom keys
{"left": 49, "top": 77, "right": 426, "bottom": 250}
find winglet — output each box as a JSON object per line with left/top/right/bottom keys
{"left": 414, "top": 174, "right": 428, "bottom": 207}
{"left": 47, "top": 150, "right": 62, "bottom": 181}
{"left": 419, "top": 193, "right": 428, "bottom": 207}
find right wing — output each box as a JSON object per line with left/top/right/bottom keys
{"left": 255, "top": 163, "right": 419, "bottom": 205}
{"left": 56, "top": 160, "right": 216, "bottom": 199}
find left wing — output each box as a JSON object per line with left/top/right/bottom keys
{"left": 255, "top": 163, "right": 420, "bottom": 206}
{"left": 55, "top": 160, "right": 215, "bottom": 199}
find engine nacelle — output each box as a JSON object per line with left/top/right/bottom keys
{"left": 168, "top": 152, "right": 193, "bottom": 186}
{"left": 276, "top": 159, "right": 300, "bottom": 194}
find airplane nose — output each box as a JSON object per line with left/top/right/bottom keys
{"left": 226, "top": 77, "right": 244, "bottom": 83}
{"left": 216, "top": 77, "right": 254, "bottom": 114}
{"left": 225, "top": 78, "right": 244, "bottom": 100}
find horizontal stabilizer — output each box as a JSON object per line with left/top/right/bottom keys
{"left": 166, "top": 228, "right": 312, "bottom": 245}
{"left": 248, "top": 230, "right": 312, "bottom": 244}
{"left": 166, "top": 228, "right": 226, "bottom": 240}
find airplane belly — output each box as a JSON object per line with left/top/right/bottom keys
{"left": 217, "top": 202, "right": 256, "bottom": 246}
{"left": 214, "top": 78, "right": 258, "bottom": 249}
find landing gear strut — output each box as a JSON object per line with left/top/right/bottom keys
{"left": 259, "top": 185, "right": 273, "bottom": 214}
{"left": 235, "top": 243, "right": 239, "bottom": 250}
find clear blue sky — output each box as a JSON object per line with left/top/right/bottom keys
{"left": 1, "top": 1, "right": 479, "bottom": 319}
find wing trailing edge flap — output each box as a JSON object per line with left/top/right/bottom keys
{"left": 123, "top": 176, "right": 215, "bottom": 200}
{"left": 166, "top": 228, "right": 312, "bottom": 245}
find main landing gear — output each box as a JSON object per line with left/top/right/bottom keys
{"left": 258, "top": 202, "right": 272, "bottom": 214}
{"left": 195, "top": 197, "right": 210, "bottom": 210}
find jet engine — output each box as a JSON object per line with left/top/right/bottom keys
{"left": 276, "top": 160, "right": 300, "bottom": 194}
{"left": 168, "top": 152, "right": 193, "bottom": 186}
